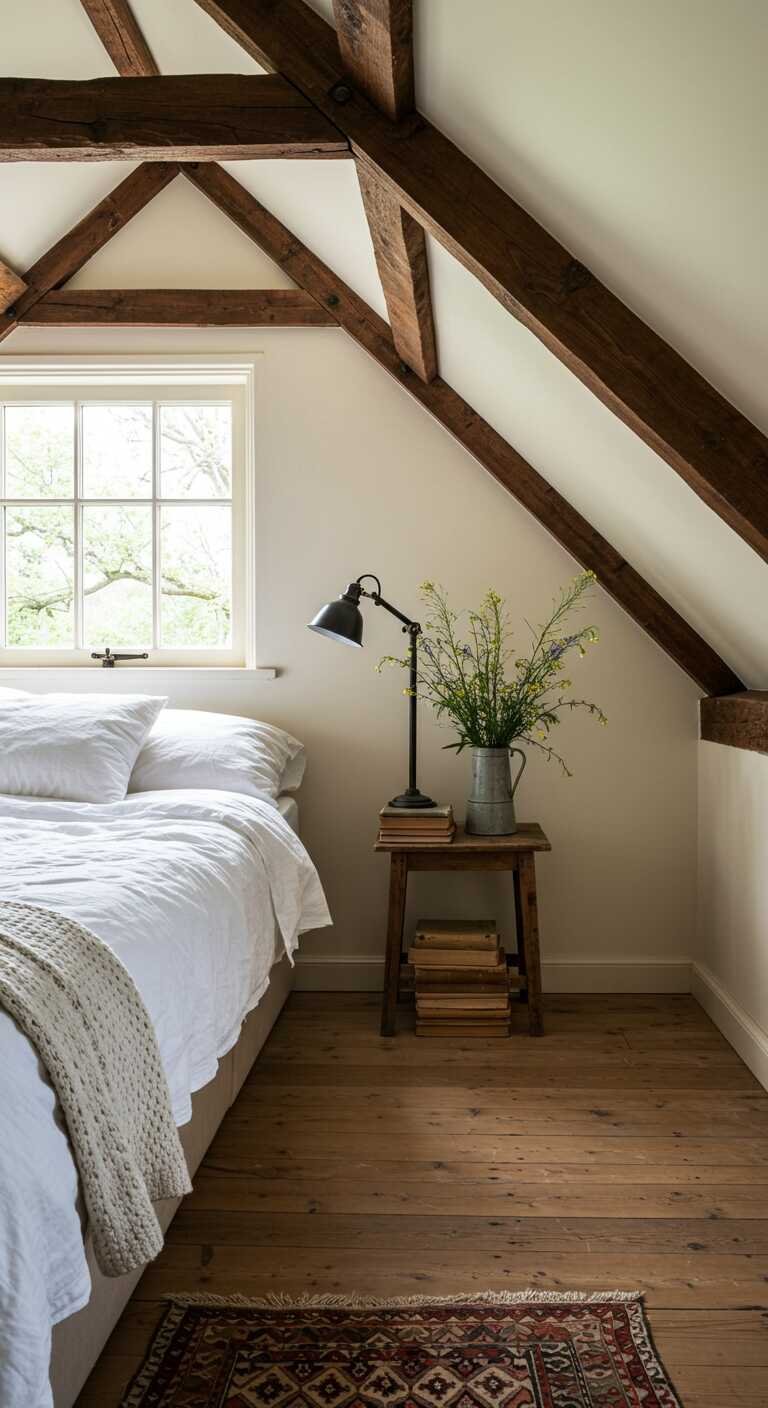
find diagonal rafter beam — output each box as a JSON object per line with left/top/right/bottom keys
{"left": 182, "top": 162, "right": 742, "bottom": 697}
{"left": 194, "top": 0, "right": 768, "bottom": 565}
{"left": 0, "top": 260, "right": 27, "bottom": 315}
{"left": 78, "top": 0, "right": 159, "bottom": 77}
{"left": 0, "top": 75, "right": 349, "bottom": 162}
{"left": 0, "top": 162, "right": 180, "bottom": 343}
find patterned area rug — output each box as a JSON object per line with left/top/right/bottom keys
{"left": 121, "top": 1292, "right": 682, "bottom": 1408}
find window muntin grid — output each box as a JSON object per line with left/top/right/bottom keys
{"left": 0, "top": 397, "right": 238, "bottom": 658}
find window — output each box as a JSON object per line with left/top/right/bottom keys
{"left": 0, "top": 368, "right": 253, "bottom": 667}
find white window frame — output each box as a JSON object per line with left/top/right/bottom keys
{"left": 0, "top": 357, "right": 271, "bottom": 678}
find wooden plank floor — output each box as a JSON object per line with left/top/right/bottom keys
{"left": 77, "top": 993, "right": 768, "bottom": 1408}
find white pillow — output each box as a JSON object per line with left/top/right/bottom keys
{"left": 0, "top": 693, "right": 167, "bottom": 803}
{"left": 129, "top": 709, "right": 306, "bottom": 800}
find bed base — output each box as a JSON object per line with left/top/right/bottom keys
{"left": 50, "top": 953, "right": 294, "bottom": 1408}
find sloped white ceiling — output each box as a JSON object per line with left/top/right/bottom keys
{"left": 0, "top": 0, "right": 766, "bottom": 684}
{"left": 408, "top": 0, "right": 768, "bottom": 431}
{"left": 428, "top": 239, "right": 768, "bottom": 686}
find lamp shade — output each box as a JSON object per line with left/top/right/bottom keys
{"left": 308, "top": 583, "right": 364, "bottom": 647}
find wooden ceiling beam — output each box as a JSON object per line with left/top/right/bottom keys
{"left": 0, "top": 162, "right": 180, "bottom": 344}
{"left": 73, "top": 8, "right": 332, "bottom": 330}
{"left": 194, "top": 0, "right": 768, "bottom": 564}
{"left": 332, "top": 0, "right": 414, "bottom": 121}
{"left": 22, "top": 288, "right": 337, "bottom": 327}
{"left": 355, "top": 110, "right": 436, "bottom": 382}
{"left": 81, "top": 0, "right": 433, "bottom": 374}
{"left": 331, "top": 3, "right": 435, "bottom": 380}
{"left": 701, "top": 691, "right": 768, "bottom": 754}
{"left": 183, "top": 162, "right": 741, "bottom": 696}
{"left": 0, "top": 260, "right": 27, "bottom": 315}
{"left": 78, "top": 0, "right": 159, "bottom": 77}
{"left": 0, "top": 75, "right": 349, "bottom": 162}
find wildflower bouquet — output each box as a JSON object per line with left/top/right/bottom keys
{"left": 378, "top": 571, "right": 606, "bottom": 775}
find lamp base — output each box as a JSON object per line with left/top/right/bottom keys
{"left": 388, "top": 788, "right": 438, "bottom": 809}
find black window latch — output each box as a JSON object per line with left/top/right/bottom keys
{"left": 91, "top": 647, "right": 150, "bottom": 669}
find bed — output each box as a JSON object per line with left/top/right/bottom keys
{"left": 0, "top": 772, "right": 330, "bottom": 1408}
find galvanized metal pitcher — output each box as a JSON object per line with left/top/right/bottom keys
{"left": 465, "top": 746, "right": 527, "bottom": 836}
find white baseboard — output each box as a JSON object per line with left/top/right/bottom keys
{"left": 540, "top": 959, "right": 692, "bottom": 993}
{"left": 293, "top": 957, "right": 385, "bottom": 991}
{"left": 691, "top": 962, "right": 768, "bottom": 1091}
{"left": 293, "top": 955, "right": 692, "bottom": 994}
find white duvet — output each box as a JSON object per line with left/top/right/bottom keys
{"left": 0, "top": 789, "right": 331, "bottom": 1408}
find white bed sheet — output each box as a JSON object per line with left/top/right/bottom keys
{"left": 0, "top": 788, "right": 329, "bottom": 1408}
{"left": 277, "top": 793, "right": 300, "bottom": 834}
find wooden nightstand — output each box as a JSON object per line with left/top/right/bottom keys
{"left": 375, "top": 823, "right": 551, "bottom": 1037}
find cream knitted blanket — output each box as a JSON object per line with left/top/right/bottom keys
{"left": 0, "top": 899, "right": 192, "bottom": 1277}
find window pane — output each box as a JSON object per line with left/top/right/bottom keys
{"left": 82, "top": 404, "right": 152, "bottom": 498}
{"left": 83, "top": 505, "right": 152, "bottom": 648}
{"left": 161, "top": 506, "right": 231, "bottom": 647}
{"left": 6, "top": 505, "right": 74, "bottom": 646}
{"left": 160, "top": 405, "right": 231, "bottom": 498}
{"left": 5, "top": 404, "right": 74, "bottom": 498}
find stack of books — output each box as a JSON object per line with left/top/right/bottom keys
{"left": 409, "top": 919, "right": 512, "bottom": 1037}
{"left": 377, "top": 804, "right": 455, "bottom": 846}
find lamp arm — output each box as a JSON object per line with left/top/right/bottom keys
{"left": 356, "top": 575, "right": 420, "bottom": 633}
{"left": 374, "top": 595, "right": 420, "bottom": 632}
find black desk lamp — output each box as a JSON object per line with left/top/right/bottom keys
{"left": 309, "top": 574, "right": 437, "bottom": 809}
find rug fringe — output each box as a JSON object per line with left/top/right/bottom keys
{"left": 165, "top": 1289, "right": 642, "bottom": 1310}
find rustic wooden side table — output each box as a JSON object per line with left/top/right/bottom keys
{"left": 374, "top": 823, "right": 551, "bottom": 1038}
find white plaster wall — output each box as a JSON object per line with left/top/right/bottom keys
{"left": 695, "top": 743, "right": 768, "bottom": 1083}
{"left": 2, "top": 318, "right": 699, "bottom": 980}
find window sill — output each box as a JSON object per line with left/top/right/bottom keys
{"left": 0, "top": 665, "right": 278, "bottom": 681}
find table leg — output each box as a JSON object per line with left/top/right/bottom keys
{"left": 512, "top": 864, "right": 527, "bottom": 1005}
{"left": 518, "top": 852, "right": 544, "bottom": 1036}
{"left": 381, "top": 852, "right": 408, "bottom": 1036}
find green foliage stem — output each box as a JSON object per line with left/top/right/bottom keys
{"left": 377, "top": 572, "right": 607, "bottom": 776}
